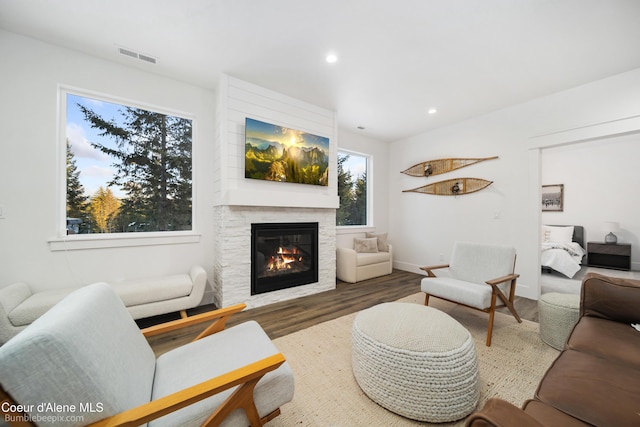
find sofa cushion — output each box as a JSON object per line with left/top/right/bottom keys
{"left": 567, "top": 316, "right": 640, "bottom": 369}
{"left": 366, "top": 232, "right": 389, "bottom": 252}
{"left": 150, "top": 320, "right": 294, "bottom": 427}
{"left": 536, "top": 349, "right": 640, "bottom": 427}
{"left": 8, "top": 288, "right": 76, "bottom": 326}
{"left": 0, "top": 283, "right": 32, "bottom": 315}
{"left": 449, "top": 242, "right": 516, "bottom": 285}
{"left": 354, "top": 237, "right": 379, "bottom": 253}
{"left": 356, "top": 251, "right": 390, "bottom": 267}
{"left": 581, "top": 273, "right": 640, "bottom": 323}
{"left": 421, "top": 277, "right": 502, "bottom": 310}
{"left": 522, "top": 400, "right": 589, "bottom": 427}
{"left": 0, "top": 283, "right": 156, "bottom": 425}
{"left": 113, "top": 273, "right": 193, "bottom": 306}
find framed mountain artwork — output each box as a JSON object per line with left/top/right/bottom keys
{"left": 245, "top": 117, "right": 329, "bottom": 186}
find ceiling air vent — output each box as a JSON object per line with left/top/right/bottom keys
{"left": 138, "top": 53, "right": 157, "bottom": 64}
{"left": 117, "top": 47, "right": 157, "bottom": 65}
{"left": 118, "top": 47, "right": 138, "bottom": 58}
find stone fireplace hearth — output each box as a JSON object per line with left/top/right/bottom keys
{"left": 212, "top": 206, "right": 336, "bottom": 309}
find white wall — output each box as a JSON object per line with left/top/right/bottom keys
{"left": 336, "top": 129, "right": 390, "bottom": 249}
{"left": 389, "top": 67, "right": 640, "bottom": 299}
{"left": 541, "top": 133, "right": 640, "bottom": 269}
{"left": 0, "top": 31, "right": 217, "bottom": 292}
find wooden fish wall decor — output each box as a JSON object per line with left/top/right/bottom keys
{"left": 401, "top": 156, "right": 498, "bottom": 178}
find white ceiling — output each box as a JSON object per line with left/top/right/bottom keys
{"left": 2, "top": 0, "right": 640, "bottom": 142}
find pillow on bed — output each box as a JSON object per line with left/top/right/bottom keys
{"left": 542, "top": 225, "right": 574, "bottom": 243}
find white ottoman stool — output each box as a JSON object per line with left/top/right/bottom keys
{"left": 538, "top": 292, "right": 580, "bottom": 350}
{"left": 352, "top": 302, "right": 479, "bottom": 422}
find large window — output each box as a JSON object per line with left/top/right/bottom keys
{"left": 64, "top": 91, "right": 193, "bottom": 235}
{"left": 337, "top": 150, "right": 369, "bottom": 226}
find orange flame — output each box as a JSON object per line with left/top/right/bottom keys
{"left": 267, "top": 246, "right": 303, "bottom": 271}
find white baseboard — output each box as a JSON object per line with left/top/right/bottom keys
{"left": 392, "top": 260, "right": 426, "bottom": 275}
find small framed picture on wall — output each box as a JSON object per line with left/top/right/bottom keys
{"left": 542, "top": 184, "right": 564, "bottom": 212}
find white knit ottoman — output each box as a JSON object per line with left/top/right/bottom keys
{"left": 538, "top": 292, "right": 580, "bottom": 350}
{"left": 352, "top": 302, "right": 479, "bottom": 422}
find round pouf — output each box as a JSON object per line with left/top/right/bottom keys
{"left": 351, "top": 302, "right": 479, "bottom": 422}
{"left": 538, "top": 292, "right": 580, "bottom": 350}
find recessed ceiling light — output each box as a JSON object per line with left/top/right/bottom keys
{"left": 326, "top": 53, "right": 338, "bottom": 64}
{"left": 428, "top": 108, "right": 437, "bottom": 115}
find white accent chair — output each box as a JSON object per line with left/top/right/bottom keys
{"left": 420, "top": 241, "right": 521, "bottom": 346}
{"left": 336, "top": 232, "right": 392, "bottom": 283}
{"left": 0, "top": 282, "right": 294, "bottom": 427}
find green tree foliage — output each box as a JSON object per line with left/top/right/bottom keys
{"left": 245, "top": 144, "right": 328, "bottom": 185}
{"left": 336, "top": 153, "right": 367, "bottom": 226}
{"left": 77, "top": 104, "right": 192, "bottom": 232}
{"left": 66, "top": 139, "right": 90, "bottom": 233}
{"left": 114, "top": 181, "right": 150, "bottom": 232}
{"left": 337, "top": 153, "right": 353, "bottom": 225}
{"left": 352, "top": 171, "right": 367, "bottom": 225}
{"left": 89, "top": 187, "right": 121, "bottom": 233}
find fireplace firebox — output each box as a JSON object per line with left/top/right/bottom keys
{"left": 251, "top": 222, "right": 319, "bottom": 295}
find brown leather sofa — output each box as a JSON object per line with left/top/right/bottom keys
{"left": 465, "top": 272, "right": 640, "bottom": 427}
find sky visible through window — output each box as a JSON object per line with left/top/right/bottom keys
{"left": 343, "top": 153, "right": 366, "bottom": 179}
{"left": 66, "top": 94, "right": 125, "bottom": 198}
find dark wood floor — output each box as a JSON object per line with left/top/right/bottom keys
{"left": 145, "top": 270, "right": 538, "bottom": 355}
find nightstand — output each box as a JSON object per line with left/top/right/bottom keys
{"left": 587, "top": 242, "right": 631, "bottom": 271}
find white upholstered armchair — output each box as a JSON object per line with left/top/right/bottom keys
{"left": 336, "top": 232, "right": 392, "bottom": 283}
{"left": 420, "top": 241, "right": 521, "bottom": 346}
{"left": 0, "top": 282, "right": 294, "bottom": 426}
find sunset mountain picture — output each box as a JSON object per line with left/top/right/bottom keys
{"left": 245, "top": 117, "right": 330, "bottom": 186}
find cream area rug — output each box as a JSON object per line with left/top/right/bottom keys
{"left": 268, "top": 293, "right": 559, "bottom": 426}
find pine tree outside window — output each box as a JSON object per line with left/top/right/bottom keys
{"left": 337, "top": 150, "right": 369, "bottom": 226}
{"left": 64, "top": 91, "right": 193, "bottom": 235}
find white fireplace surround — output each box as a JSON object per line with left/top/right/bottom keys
{"left": 212, "top": 206, "right": 336, "bottom": 309}
{"left": 212, "top": 75, "right": 339, "bottom": 309}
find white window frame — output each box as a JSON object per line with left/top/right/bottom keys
{"left": 336, "top": 148, "right": 373, "bottom": 230}
{"left": 50, "top": 85, "right": 200, "bottom": 251}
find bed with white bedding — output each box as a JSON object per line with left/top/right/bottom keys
{"left": 541, "top": 225, "right": 586, "bottom": 278}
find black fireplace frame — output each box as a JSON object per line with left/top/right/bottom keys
{"left": 251, "top": 222, "right": 319, "bottom": 295}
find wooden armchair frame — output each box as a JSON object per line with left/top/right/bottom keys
{"left": 0, "top": 303, "right": 286, "bottom": 427}
{"left": 421, "top": 264, "right": 521, "bottom": 346}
